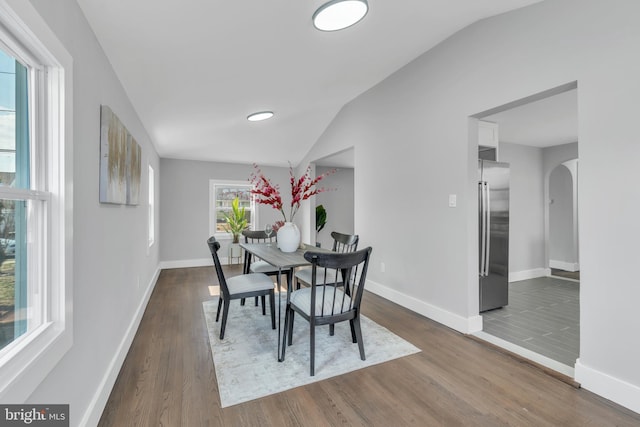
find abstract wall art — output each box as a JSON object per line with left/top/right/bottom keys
{"left": 99, "top": 105, "right": 141, "bottom": 205}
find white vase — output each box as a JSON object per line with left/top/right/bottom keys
{"left": 277, "top": 222, "right": 300, "bottom": 253}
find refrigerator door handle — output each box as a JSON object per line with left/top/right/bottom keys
{"left": 479, "top": 182, "right": 484, "bottom": 275}
{"left": 484, "top": 182, "right": 491, "bottom": 277}
{"left": 479, "top": 181, "right": 488, "bottom": 277}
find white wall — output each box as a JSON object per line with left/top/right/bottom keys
{"left": 299, "top": 0, "right": 640, "bottom": 413}
{"left": 159, "top": 158, "right": 290, "bottom": 266}
{"left": 314, "top": 167, "right": 355, "bottom": 248}
{"left": 499, "top": 142, "right": 545, "bottom": 279}
{"left": 21, "top": 0, "right": 160, "bottom": 424}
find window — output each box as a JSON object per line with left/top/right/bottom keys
{"left": 0, "top": 1, "right": 72, "bottom": 401}
{"left": 148, "top": 164, "right": 154, "bottom": 247}
{"left": 0, "top": 48, "right": 34, "bottom": 352}
{"left": 209, "top": 180, "right": 255, "bottom": 237}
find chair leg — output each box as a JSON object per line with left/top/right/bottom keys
{"left": 219, "top": 299, "right": 230, "bottom": 340}
{"left": 215, "top": 298, "right": 223, "bottom": 322}
{"left": 269, "top": 291, "right": 276, "bottom": 330}
{"left": 349, "top": 319, "right": 357, "bottom": 343}
{"left": 310, "top": 323, "right": 315, "bottom": 376}
{"left": 352, "top": 316, "right": 365, "bottom": 360}
{"left": 261, "top": 295, "right": 266, "bottom": 315}
{"left": 282, "top": 307, "right": 290, "bottom": 360}
{"left": 287, "top": 310, "right": 295, "bottom": 345}
{"left": 240, "top": 298, "right": 245, "bottom": 306}
{"left": 255, "top": 296, "right": 259, "bottom": 306}
{"left": 287, "top": 269, "right": 293, "bottom": 292}
{"left": 329, "top": 324, "right": 335, "bottom": 336}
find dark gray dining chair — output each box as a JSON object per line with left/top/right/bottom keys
{"left": 240, "top": 230, "right": 293, "bottom": 309}
{"left": 295, "top": 231, "right": 359, "bottom": 289}
{"left": 282, "top": 247, "right": 373, "bottom": 376}
{"left": 242, "top": 229, "right": 292, "bottom": 290}
{"left": 207, "top": 236, "right": 275, "bottom": 339}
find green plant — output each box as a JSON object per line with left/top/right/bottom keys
{"left": 222, "top": 197, "right": 248, "bottom": 243}
{"left": 316, "top": 204, "right": 327, "bottom": 234}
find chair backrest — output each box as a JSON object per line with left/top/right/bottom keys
{"left": 207, "top": 236, "right": 230, "bottom": 298}
{"left": 242, "top": 229, "right": 276, "bottom": 272}
{"left": 330, "top": 231, "right": 359, "bottom": 253}
{"left": 303, "top": 247, "right": 372, "bottom": 320}
{"left": 242, "top": 229, "right": 276, "bottom": 244}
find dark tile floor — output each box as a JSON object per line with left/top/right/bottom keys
{"left": 481, "top": 276, "right": 579, "bottom": 367}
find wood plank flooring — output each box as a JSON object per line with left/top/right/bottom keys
{"left": 98, "top": 266, "right": 640, "bottom": 426}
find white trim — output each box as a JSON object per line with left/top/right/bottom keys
{"left": 160, "top": 256, "right": 246, "bottom": 270}
{"left": 0, "top": 0, "right": 73, "bottom": 402}
{"left": 474, "top": 331, "right": 575, "bottom": 378}
{"left": 160, "top": 258, "right": 212, "bottom": 270}
{"left": 80, "top": 268, "right": 161, "bottom": 426}
{"left": 549, "top": 260, "right": 580, "bottom": 272}
{"left": 575, "top": 359, "right": 640, "bottom": 414}
{"left": 508, "top": 268, "right": 550, "bottom": 282}
{"left": 148, "top": 164, "right": 155, "bottom": 250}
{"left": 365, "top": 279, "right": 481, "bottom": 334}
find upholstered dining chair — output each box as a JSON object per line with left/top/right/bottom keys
{"left": 295, "top": 231, "right": 359, "bottom": 289}
{"left": 240, "top": 230, "right": 292, "bottom": 308}
{"left": 283, "top": 247, "right": 373, "bottom": 376}
{"left": 207, "top": 236, "right": 275, "bottom": 339}
{"left": 242, "top": 229, "right": 292, "bottom": 290}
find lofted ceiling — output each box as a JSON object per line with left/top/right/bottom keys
{"left": 76, "top": 0, "right": 542, "bottom": 167}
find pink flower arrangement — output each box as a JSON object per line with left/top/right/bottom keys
{"left": 250, "top": 163, "right": 335, "bottom": 223}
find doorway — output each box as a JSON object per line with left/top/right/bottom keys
{"left": 311, "top": 148, "right": 355, "bottom": 247}
{"left": 472, "top": 84, "right": 580, "bottom": 376}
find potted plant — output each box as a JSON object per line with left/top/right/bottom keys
{"left": 222, "top": 197, "right": 248, "bottom": 244}
{"left": 315, "top": 204, "right": 327, "bottom": 247}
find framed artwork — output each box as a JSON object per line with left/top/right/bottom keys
{"left": 99, "top": 105, "right": 141, "bottom": 205}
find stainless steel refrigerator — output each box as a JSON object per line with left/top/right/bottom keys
{"left": 478, "top": 160, "right": 509, "bottom": 312}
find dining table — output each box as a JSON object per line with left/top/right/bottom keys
{"left": 239, "top": 241, "right": 333, "bottom": 361}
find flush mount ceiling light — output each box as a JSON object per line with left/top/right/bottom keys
{"left": 313, "top": 0, "right": 369, "bottom": 32}
{"left": 247, "top": 111, "right": 274, "bottom": 122}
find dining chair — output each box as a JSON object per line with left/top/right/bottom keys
{"left": 241, "top": 230, "right": 292, "bottom": 307}
{"left": 207, "top": 236, "right": 276, "bottom": 339}
{"left": 295, "top": 231, "right": 359, "bottom": 289}
{"left": 283, "top": 247, "right": 373, "bottom": 376}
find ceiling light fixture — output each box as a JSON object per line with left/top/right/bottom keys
{"left": 313, "top": 0, "right": 368, "bottom": 32}
{"left": 247, "top": 111, "right": 274, "bottom": 122}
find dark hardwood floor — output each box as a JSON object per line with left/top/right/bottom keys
{"left": 98, "top": 266, "right": 640, "bottom": 426}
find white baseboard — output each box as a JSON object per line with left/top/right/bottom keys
{"left": 575, "top": 359, "right": 640, "bottom": 414}
{"left": 160, "top": 258, "right": 212, "bottom": 269}
{"left": 366, "top": 279, "right": 482, "bottom": 334}
{"left": 509, "top": 268, "right": 550, "bottom": 282}
{"left": 80, "top": 267, "right": 161, "bottom": 427}
{"left": 159, "top": 257, "right": 244, "bottom": 270}
{"left": 549, "top": 260, "right": 580, "bottom": 272}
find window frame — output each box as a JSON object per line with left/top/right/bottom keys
{"left": 148, "top": 164, "right": 154, "bottom": 248}
{"left": 0, "top": 0, "right": 73, "bottom": 402}
{"left": 209, "top": 179, "right": 256, "bottom": 239}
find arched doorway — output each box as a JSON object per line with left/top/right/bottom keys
{"left": 548, "top": 160, "right": 579, "bottom": 277}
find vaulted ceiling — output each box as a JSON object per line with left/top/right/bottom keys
{"left": 77, "top": 0, "right": 542, "bottom": 167}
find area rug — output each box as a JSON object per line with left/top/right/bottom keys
{"left": 203, "top": 297, "right": 421, "bottom": 407}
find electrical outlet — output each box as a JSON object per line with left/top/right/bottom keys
{"left": 380, "top": 262, "right": 386, "bottom": 273}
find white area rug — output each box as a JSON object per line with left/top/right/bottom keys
{"left": 203, "top": 297, "right": 421, "bottom": 407}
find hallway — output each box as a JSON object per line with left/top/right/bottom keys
{"left": 481, "top": 276, "right": 579, "bottom": 368}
